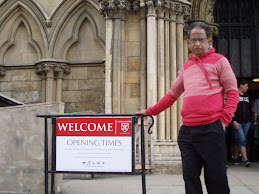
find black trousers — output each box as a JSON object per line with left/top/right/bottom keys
{"left": 178, "top": 120, "right": 230, "bottom": 194}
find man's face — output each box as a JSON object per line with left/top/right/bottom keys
{"left": 188, "top": 27, "right": 210, "bottom": 56}
{"left": 240, "top": 84, "right": 249, "bottom": 93}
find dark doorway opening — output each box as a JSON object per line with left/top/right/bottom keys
{"left": 214, "top": 0, "right": 259, "bottom": 162}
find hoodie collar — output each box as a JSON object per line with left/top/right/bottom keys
{"left": 189, "top": 47, "right": 215, "bottom": 89}
{"left": 189, "top": 46, "right": 215, "bottom": 60}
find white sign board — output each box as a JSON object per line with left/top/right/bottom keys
{"left": 55, "top": 117, "right": 134, "bottom": 173}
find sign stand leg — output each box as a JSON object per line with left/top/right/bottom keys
{"left": 44, "top": 117, "right": 49, "bottom": 194}
{"left": 51, "top": 119, "right": 56, "bottom": 194}
{"left": 141, "top": 116, "right": 146, "bottom": 194}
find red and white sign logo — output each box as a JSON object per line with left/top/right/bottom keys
{"left": 121, "top": 123, "right": 129, "bottom": 132}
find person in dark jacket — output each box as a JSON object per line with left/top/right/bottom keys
{"left": 232, "top": 79, "right": 251, "bottom": 167}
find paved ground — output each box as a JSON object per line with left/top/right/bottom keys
{"left": 62, "top": 162, "right": 259, "bottom": 194}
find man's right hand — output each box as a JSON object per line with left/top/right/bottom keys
{"left": 233, "top": 121, "right": 239, "bottom": 130}
{"left": 136, "top": 109, "right": 147, "bottom": 115}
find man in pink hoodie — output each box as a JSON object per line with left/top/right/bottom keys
{"left": 137, "top": 22, "right": 239, "bottom": 194}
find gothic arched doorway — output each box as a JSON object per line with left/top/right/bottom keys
{"left": 213, "top": 0, "right": 259, "bottom": 78}
{"left": 214, "top": 0, "right": 259, "bottom": 161}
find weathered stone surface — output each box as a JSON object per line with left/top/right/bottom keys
{"left": 78, "top": 79, "right": 104, "bottom": 90}
{"left": 87, "top": 66, "right": 105, "bottom": 79}
{"left": 62, "top": 79, "right": 79, "bottom": 91}
{"left": 0, "top": 102, "right": 64, "bottom": 193}
{"left": 125, "top": 72, "right": 140, "bottom": 83}
{"left": 129, "top": 83, "right": 140, "bottom": 97}
{"left": 62, "top": 91, "right": 82, "bottom": 102}
{"left": 31, "top": 71, "right": 42, "bottom": 81}
{"left": 127, "top": 57, "right": 140, "bottom": 71}
{"left": 124, "top": 98, "right": 140, "bottom": 113}
{"left": 154, "top": 162, "right": 183, "bottom": 174}
{"left": 11, "top": 70, "right": 31, "bottom": 81}
{"left": 70, "top": 67, "right": 88, "bottom": 79}
{"left": 0, "top": 70, "right": 11, "bottom": 81}
{"left": 131, "top": 42, "right": 140, "bottom": 57}
{"left": 23, "top": 81, "right": 42, "bottom": 91}
{"left": 12, "top": 91, "right": 40, "bottom": 103}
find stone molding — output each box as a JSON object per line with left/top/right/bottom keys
{"left": 98, "top": 0, "right": 191, "bottom": 18}
{"left": 99, "top": 0, "right": 133, "bottom": 18}
{"left": 35, "top": 59, "right": 70, "bottom": 75}
{"left": 0, "top": 66, "right": 5, "bottom": 76}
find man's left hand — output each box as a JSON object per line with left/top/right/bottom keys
{"left": 221, "top": 122, "right": 226, "bottom": 131}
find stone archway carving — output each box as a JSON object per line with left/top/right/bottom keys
{"left": 0, "top": 1, "right": 49, "bottom": 53}
{"left": 48, "top": 1, "right": 105, "bottom": 59}
{"left": 60, "top": 12, "right": 105, "bottom": 60}
{"left": 0, "top": 15, "right": 42, "bottom": 64}
{"left": 190, "top": 0, "right": 216, "bottom": 22}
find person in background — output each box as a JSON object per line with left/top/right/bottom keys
{"left": 252, "top": 92, "right": 259, "bottom": 146}
{"left": 232, "top": 80, "right": 251, "bottom": 167}
{"left": 252, "top": 93, "right": 259, "bottom": 126}
{"left": 137, "top": 22, "right": 239, "bottom": 194}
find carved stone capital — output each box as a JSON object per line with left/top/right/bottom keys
{"left": 157, "top": 6, "right": 165, "bottom": 18}
{"left": 174, "top": 3, "right": 183, "bottom": 13}
{"left": 183, "top": 5, "right": 191, "bottom": 21}
{"left": 54, "top": 63, "right": 71, "bottom": 74}
{"left": 35, "top": 63, "right": 53, "bottom": 74}
{"left": 99, "top": 0, "right": 132, "bottom": 18}
{"left": 183, "top": 23, "right": 189, "bottom": 32}
{"left": 146, "top": 0, "right": 157, "bottom": 16}
{"left": 0, "top": 66, "right": 6, "bottom": 76}
{"left": 35, "top": 59, "right": 70, "bottom": 75}
{"left": 132, "top": 1, "right": 140, "bottom": 12}
{"left": 99, "top": 0, "right": 191, "bottom": 18}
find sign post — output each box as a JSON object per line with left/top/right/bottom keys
{"left": 37, "top": 114, "right": 153, "bottom": 194}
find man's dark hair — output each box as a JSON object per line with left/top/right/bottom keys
{"left": 238, "top": 79, "right": 249, "bottom": 88}
{"left": 188, "top": 22, "right": 210, "bottom": 39}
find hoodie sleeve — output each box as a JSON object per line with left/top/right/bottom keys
{"left": 217, "top": 57, "right": 239, "bottom": 124}
{"left": 146, "top": 68, "right": 184, "bottom": 116}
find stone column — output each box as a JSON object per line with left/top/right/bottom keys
{"left": 169, "top": 10, "right": 178, "bottom": 141}
{"left": 35, "top": 64, "right": 54, "bottom": 102}
{"left": 112, "top": 13, "right": 122, "bottom": 113}
{"left": 35, "top": 61, "right": 70, "bottom": 103}
{"left": 183, "top": 6, "right": 191, "bottom": 64}
{"left": 140, "top": 8, "right": 147, "bottom": 110}
{"left": 105, "top": 17, "right": 113, "bottom": 114}
{"left": 183, "top": 27, "right": 189, "bottom": 63}
{"left": 146, "top": 1, "right": 158, "bottom": 140}
{"left": 41, "top": 73, "right": 46, "bottom": 102}
{"left": 157, "top": 6, "right": 165, "bottom": 141}
{"left": 54, "top": 64, "right": 70, "bottom": 102}
{"left": 99, "top": 0, "right": 130, "bottom": 114}
{"left": 164, "top": 8, "right": 171, "bottom": 141}
{"left": 99, "top": 2, "right": 115, "bottom": 114}
{"left": 120, "top": 13, "right": 126, "bottom": 113}
{"left": 176, "top": 6, "right": 184, "bottom": 130}
{"left": 45, "top": 65, "right": 55, "bottom": 102}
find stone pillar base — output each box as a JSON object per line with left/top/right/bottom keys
{"left": 153, "top": 142, "right": 182, "bottom": 174}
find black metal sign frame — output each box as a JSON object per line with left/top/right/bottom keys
{"left": 37, "top": 114, "right": 154, "bottom": 194}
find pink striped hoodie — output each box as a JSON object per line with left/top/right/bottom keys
{"left": 146, "top": 47, "right": 239, "bottom": 126}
